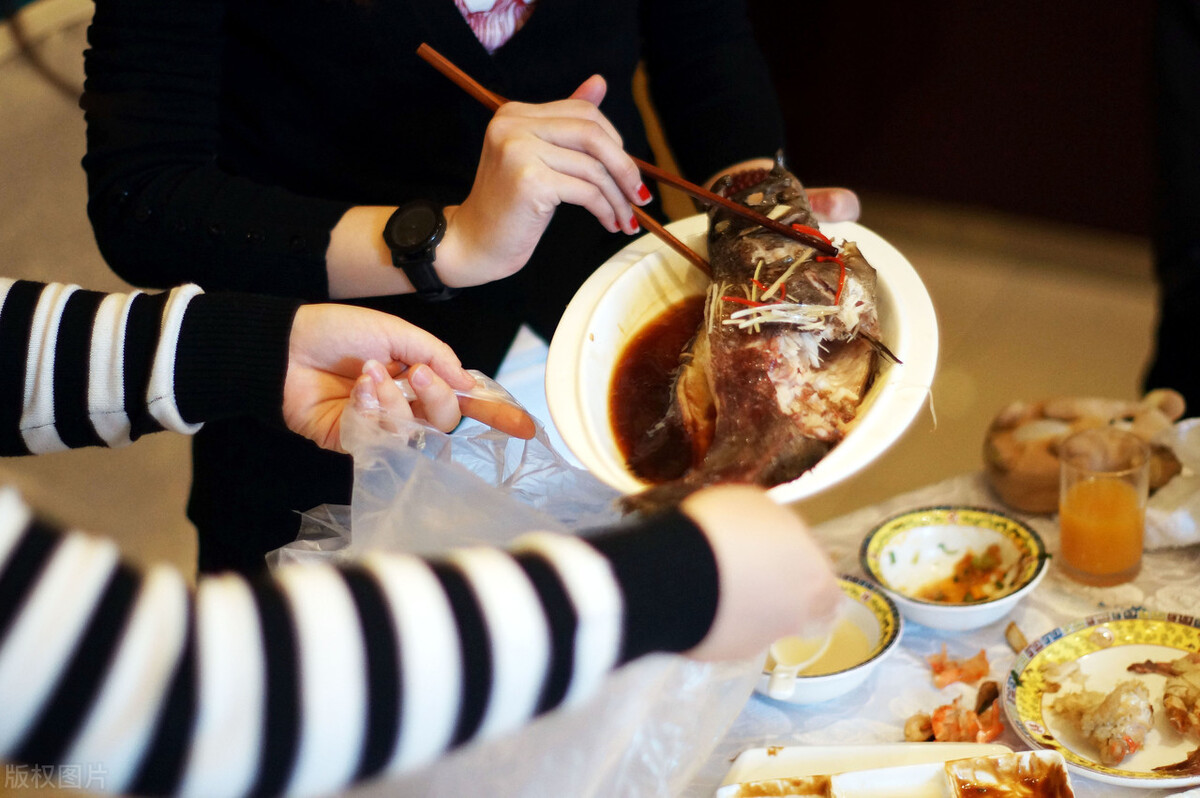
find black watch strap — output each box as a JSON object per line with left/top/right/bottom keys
{"left": 383, "top": 201, "right": 460, "bottom": 302}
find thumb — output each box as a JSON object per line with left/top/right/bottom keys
{"left": 570, "top": 74, "right": 607, "bottom": 106}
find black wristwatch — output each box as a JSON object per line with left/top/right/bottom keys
{"left": 383, "top": 200, "right": 459, "bottom": 301}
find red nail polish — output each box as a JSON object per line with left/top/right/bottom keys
{"left": 636, "top": 183, "right": 652, "bottom": 202}
{"left": 629, "top": 214, "right": 640, "bottom": 231}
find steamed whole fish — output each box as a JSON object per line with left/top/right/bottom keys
{"left": 622, "top": 161, "right": 889, "bottom": 514}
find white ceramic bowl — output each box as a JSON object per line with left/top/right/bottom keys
{"left": 859, "top": 506, "right": 1049, "bottom": 631}
{"left": 545, "top": 215, "right": 938, "bottom": 503}
{"left": 754, "top": 576, "right": 903, "bottom": 705}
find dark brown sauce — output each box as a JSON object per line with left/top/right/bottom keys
{"left": 609, "top": 295, "right": 705, "bottom": 483}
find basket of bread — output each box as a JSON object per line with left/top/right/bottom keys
{"left": 983, "top": 389, "right": 1186, "bottom": 514}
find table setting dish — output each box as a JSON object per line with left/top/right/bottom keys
{"left": 756, "top": 575, "right": 902, "bottom": 705}
{"left": 1003, "top": 608, "right": 1200, "bottom": 789}
{"left": 719, "top": 743, "right": 1013, "bottom": 786}
{"left": 715, "top": 748, "right": 1074, "bottom": 797}
{"left": 859, "top": 506, "right": 1049, "bottom": 631}
{"left": 545, "top": 214, "right": 938, "bottom": 505}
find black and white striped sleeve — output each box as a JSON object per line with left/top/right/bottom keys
{"left": 0, "top": 279, "right": 298, "bottom": 455}
{"left": 0, "top": 487, "right": 719, "bottom": 798}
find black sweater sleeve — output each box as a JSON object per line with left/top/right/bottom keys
{"left": 0, "top": 279, "right": 299, "bottom": 456}
{"left": 81, "top": 0, "right": 351, "bottom": 299}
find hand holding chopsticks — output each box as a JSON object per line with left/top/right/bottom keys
{"left": 417, "top": 44, "right": 711, "bottom": 274}
{"left": 416, "top": 43, "right": 837, "bottom": 261}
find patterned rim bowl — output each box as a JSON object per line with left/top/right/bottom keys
{"left": 755, "top": 575, "right": 903, "bottom": 705}
{"left": 859, "top": 506, "right": 1048, "bottom": 631}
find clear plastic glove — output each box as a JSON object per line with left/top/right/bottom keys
{"left": 282, "top": 303, "right": 474, "bottom": 451}
{"left": 436, "top": 75, "right": 653, "bottom": 288}
{"left": 393, "top": 369, "right": 537, "bottom": 440}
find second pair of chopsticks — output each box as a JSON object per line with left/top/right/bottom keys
{"left": 416, "top": 43, "right": 838, "bottom": 272}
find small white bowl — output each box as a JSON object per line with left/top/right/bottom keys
{"left": 860, "top": 506, "right": 1048, "bottom": 631}
{"left": 755, "top": 576, "right": 903, "bottom": 705}
{"left": 545, "top": 215, "right": 938, "bottom": 503}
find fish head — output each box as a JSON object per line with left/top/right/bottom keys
{"left": 709, "top": 162, "right": 817, "bottom": 240}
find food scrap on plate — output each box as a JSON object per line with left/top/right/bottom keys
{"left": 1128, "top": 651, "right": 1200, "bottom": 740}
{"left": 914, "top": 545, "right": 1008, "bottom": 603}
{"left": 716, "top": 751, "right": 1074, "bottom": 798}
{"left": 906, "top": 645, "right": 1003, "bottom": 744}
{"left": 928, "top": 645, "right": 991, "bottom": 688}
{"left": 944, "top": 751, "right": 1075, "bottom": 797}
{"left": 1049, "top": 680, "right": 1154, "bottom": 767}
{"left": 718, "top": 775, "right": 832, "bottom": 797}
{"left": 905, "top": 685, "right": 1005, "bottom": 745}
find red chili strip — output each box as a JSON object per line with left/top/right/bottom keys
{"left": 817, "top": 254, "right": 847, "bottom": 304}
{"left": 751, "top": 278, "right": 787, "bottom": 302}
{"left": 722, "top": 296, "right": 769, "bottom": 308}
{"left": 791, "top": 223, "right": 834, "bottom": 247}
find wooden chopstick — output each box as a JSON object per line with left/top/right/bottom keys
{"left": 632, "top": 206, "right": 711, "bottom": 276}
{"left": 416, "top": 44, "right": 711, "bottom": 275}
{"left": 633, "top": 160, "right": 837, "bottom": 255}
{"left": 415, "top": 43, "right": 837, "bottom": 257}
{"left": 418, "top": 44, "right": 505, "bottom": 109}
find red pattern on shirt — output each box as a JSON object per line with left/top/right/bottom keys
{"left": 454, "top": 0, "right": 537, "bottom": 53}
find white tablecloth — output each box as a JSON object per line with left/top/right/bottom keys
{"left": 491, "top": 335, "right": 1200, "bottom": 796}
{"left": 683, "top": 471, "right": 1200, "bottom": 798}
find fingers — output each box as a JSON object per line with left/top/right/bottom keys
{"left": 523, "top": 154, "right": 639, "bottom": 234}
{"left": 568, "top": 73, "right": 607, "bottom": 107}
{"left": 489, "top": 102, "right": 651, "bottom": 233}
{"left": 503, "top": 94, "right": 623, "bottom": 149}
{"left": 808, "top": 187, "right": 862, "bottom": 223}
{"left": 377, "top": 318, "right": 475, "bottom": 393}
{"left": 403, "top": 363, "right": 463, "bottom": 432}
{"left": 353, "top": 360, "right": 415, "bottom": 420}
{"left": 354, "top": 361, "right": 461, "bottom": 433}
{"left": 456, "top": 394, "right": 537, "bottom": 440}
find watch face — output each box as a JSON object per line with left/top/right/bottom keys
{"left": 388, "top": 204, "right": 439, "bottom": 250}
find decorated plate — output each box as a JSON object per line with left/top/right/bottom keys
{"left": 754, "top": 575, "right": 903, "bottom": 704}
{"left": 1003, "top": 608, "right": 1200, "bottom": 788}
{"left": 858, "top": 506, "right": 1048, "bottom": 631}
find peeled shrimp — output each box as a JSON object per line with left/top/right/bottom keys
{"left": 927, "top": 695, "right": 1005, "bottom": 744}
{"left": 1051, "top": 680, "right": 1154, "bottom": 766}
{"left": 1129, "top": 651, "right": 1200, "bottom": 738}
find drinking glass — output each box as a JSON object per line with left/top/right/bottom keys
{"left": 1058, "top": 427, "right": 1149, "bottom": 586}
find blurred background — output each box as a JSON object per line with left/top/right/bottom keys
{"left": 0, "top": 2, "right": 1164, "bottom": 791}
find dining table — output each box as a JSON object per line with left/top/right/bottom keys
{"left": 681, "top": 470, "right": 1200, "bottom": 798}
{"left": 489, "top": 329, "right": 1199, "bottom": 797}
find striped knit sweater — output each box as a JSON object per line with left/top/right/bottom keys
{"left": 0, "top": 280, "right": 721, "bottom": 796}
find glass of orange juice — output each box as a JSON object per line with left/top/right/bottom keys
{"left": 1058, "top": 427, "right": 1149, "bottom": 586}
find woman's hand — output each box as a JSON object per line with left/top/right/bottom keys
{"left": 680, "top": 485, "right": 842, "bottom": 663}
{"left": 281, "top": 303, "right": 475, "bottom": 451}
{"left": 434, "top": 75, "right": 652, "bottom": 287}
{"left": 325, "top": 76, "right": 651, "bottom": 298}
{"left": 808, "top": 187, "right": 861, "bottom": 223}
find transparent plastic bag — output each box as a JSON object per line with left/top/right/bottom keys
{"left": 269, "top": 376, "right": 757, "bottom": 797}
